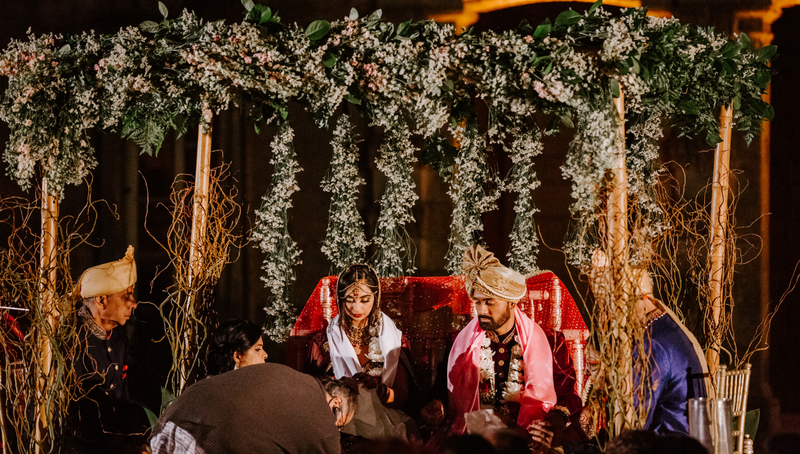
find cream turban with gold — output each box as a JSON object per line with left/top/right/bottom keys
{"left": 74, "top": 246, "right": 137, "bottom": 301}
{"left": 461, "top": 244, "right": 526, "bottom": 302}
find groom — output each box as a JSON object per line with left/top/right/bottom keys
{"left": 447, "top": 245, "right": 557, "bottom": 442}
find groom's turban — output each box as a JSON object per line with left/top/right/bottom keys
{"left": 461, "top": 244, "right": 526, "bottom": 303}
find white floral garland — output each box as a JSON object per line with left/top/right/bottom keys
{"left": 364, "top": 318, "right": 385, "bottom": 377}
{"left": 507, "top": 130, "right": 543, "bottom": 275}
{"left": 320, "top": 114, "right": 369, "bottom": 274}
{"left": 445, "top": 120, "right": 500, "bottom": 275}
{"left": 251, "top": 122, "right": 303, "bottom": 342}
{"left": 372, "top": 121, "right": 418, "bottom": 277}
{"left": 479, "top": 337, "right": 526, "bottom": 405}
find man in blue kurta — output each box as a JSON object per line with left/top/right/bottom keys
{"left": 591, "top": 250, "right": 710, "bottom": 435}
{"left": 640, "top": 299, "right": 709, "bottom": 434}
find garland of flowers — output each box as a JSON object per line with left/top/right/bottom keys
{"left": 478, "top": 337, "right": 526, "bottom": 404}
{"left": 320, "top": 114, "right": 369, "bottom": 274}
{"left": 0, "top": 32, "right": 101, "bottom": 196}
{"left": 507, "top": 130, "right": 544, "bottom": 275}
{"left": 364, "top": 318, "right": 385, "bottom": 377}
{"left": 371, "top": 121, "right": 418, "bottom": 277}
{"left": 445, "top": 120, "right": 500, "bottom": 275}
{"left": 250, "top": 122, "right": 302, "bottom": 342}
{"left": 0, "top": 1, "right": 776, "bottom": 285}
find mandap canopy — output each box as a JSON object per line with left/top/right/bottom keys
{"left": 0, "top": 0, "right": 775, "bottom": 438}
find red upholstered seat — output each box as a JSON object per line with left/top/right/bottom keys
{"left": 288, "top": 273, "right": 589, "bottom": 396}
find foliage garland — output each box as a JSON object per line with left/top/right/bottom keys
{"left": 249, "top": 121, "right": 302, "bottom": 341}
{"left": 0, "top": 0, "right": 776, "bottom": 333}
{"left": 507, "top": 130, "right": 543, "bottom": 275}
{"left": 445, "top": 119, "right": 500, "bottom": 275}
{"left": 321, "top": 114, "right": 369, "bottom": 274}
{"left": 371, "top": 120, "right": 418, "bottom": 277}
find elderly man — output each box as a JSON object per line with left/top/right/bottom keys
{"left": 67, "top": 246, "right": 145, "bottom": 453}
{"left": 149, "top": 363, "right": 359, "bottom": 454}
{"left": 447, "top": 245, "right": 557, "bottom": 441}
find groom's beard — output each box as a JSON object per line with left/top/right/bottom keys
{"left": 478, "top": 307, "right": 512, "bottom": 332}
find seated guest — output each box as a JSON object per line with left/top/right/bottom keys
{"left": 149, "top": 363, "right": 358, "bottom": 454}
{"left": 67, "top": 246, "right": 148, "bottom": 454}
{"left": 589, "top": 250, "right": 709, "bottom": 435}
{"left": 205, "top": 319, "right": 268, "bottom": 377}
{"left": 309, "top": 263, "right": 419, "bottom": 440}
{"left": 447, "top": 245, "right": 557, "bottom": 441}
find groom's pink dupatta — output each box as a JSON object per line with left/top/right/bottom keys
{"left": 446, "top": 306, "right": 556, "bottom": 433}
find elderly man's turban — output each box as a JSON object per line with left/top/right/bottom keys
{"left": 74, "top": 246, "right": 137, "bottom": 301}
{"left": 461, "top": 244, "right": 526, "bottom": 302}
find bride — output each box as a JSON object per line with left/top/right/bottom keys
{"left": 309, "top": 264, "right": 418, "bottom": 440}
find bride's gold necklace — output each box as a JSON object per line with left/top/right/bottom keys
{"left": 346, "top": 324, "right": 371, "bottom": 346}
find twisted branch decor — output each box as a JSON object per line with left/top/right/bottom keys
{"left": 147, "top": 160, "right": 243, "bottom": 396}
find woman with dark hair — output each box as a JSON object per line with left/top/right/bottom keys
{"left": 309, "top": 264, "right": 419, "bottom": 441}
{"left": 206, "top": 319, "right": 268, "bottom": 377}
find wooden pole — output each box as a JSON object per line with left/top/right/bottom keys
{"left": 35, "top": 178, "right": 59, "bottom": 453}
{"left": 179, "top": 122, "right": 212, "bottom": 393}
{"left": 706, "top": 105, "right": 734, "bottom": 384}
{"left": 608, "top": 90, "right": 633, "bottom": 433}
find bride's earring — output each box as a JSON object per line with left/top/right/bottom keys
{"left": 234, "top": 360, "right": 240, "bottom": 370}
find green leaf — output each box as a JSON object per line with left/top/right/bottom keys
{"left": 143, "top": 405, "right": 158, "bottom": 429}
{"left": 543, "top": 61, "right": 553, "bottom": 75}
{"left": 533, "top": 55, "right": 550, "bottom": 67}
{"left": 533, "top": 20, "right": 551, "bottom": 39}
{"left": 158, "top": 1, "right": 168, "bottom": 19}
{"left": 756, "top": 45, "right": 777, "bottom": 63}
{"left": 349, "top": 8, "right": 359, "bottom": 20}
{"left": 738, "top": 32, "right": 751, "bottom": 49}
{"left": 305, "top": 20, "right": 331, "bottom": 41}
{"left": 744, "top": 408, "right": 760, "bottom": 441}
{"left": 589, "top": 0, "right": 602, "bottom": 14}
{"left": 322, "top": 51, "right": 337, "bottom": 68}
{"left": 555, "top": 9, "right": 581, "bottom": 27}
{"left": 442, "top": 79, "right": 454, "bottom": 93}
{"left": 58, "top": 44, "right": 71, "bottom": 55}
{"left": 733, "top": 96, "right": 741, "bottom": 110}
{"left": 242, "top": 0, "right": 255, "bottom": 11}
{"left": 271, "top": 104, "right": 288, "bottom": 120}
{"left": 764, "top": 103, "right": 775, "bottom": 121}
{"left": 610, "top": 78, "right": 620, "bottom": 98}
{"left": 706, "top": 131, "right": 723, "bottom": 147}
{"left": 366, "top": 9, "right": 382, "bottom": 28}
{"left": 344, "top": 94, "right": 362, "bottom": 105}
{"left": 754, "top": 68, "right": 771, "bottom": 87}
{"left": 560, "top": 114, "right": 574, "bottom": 128}
{"left": 721, "top": 41, "right": 740, "bottom": 59}
{"left": 139, "top": 20, "right": 160, "bottom": 33}
{"left": 721, "top": 60, "right": 734, "bottom": 75}
{"left": 397, "top": 21, "right": 410, "bottom": 37}
{"left": 160, "top": 386, "right": 176, "bottom": 412}
{"left": 680, "top": 100, "right": 700, "bottom": 115}
{"left": 259, "top": 7, "right": 272, "bottom": 24}
{"left": 630, "top": 57, "right": 641, "bottom": 75}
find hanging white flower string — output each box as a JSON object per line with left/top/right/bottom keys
{"left": 372, "top": 120, "right": 418, "bottom": 277}
{"left": 507, "top": 130, "right": 544, "bottom": 275}
{"left": 321, "top": 114, "right": 369, "bottom": 274}
{"left": 445, "top": 120, "right": 500, "bottom": 275}
{"left": 251, "top": 122, "right": 303, "bottom": 342}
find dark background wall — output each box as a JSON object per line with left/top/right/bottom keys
{"left": 1, "top": 0, "right": 798, "bottom": 451}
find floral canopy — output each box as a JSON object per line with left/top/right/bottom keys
{"left": 0, "top": 0, "right": 775, "bottom": 342}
